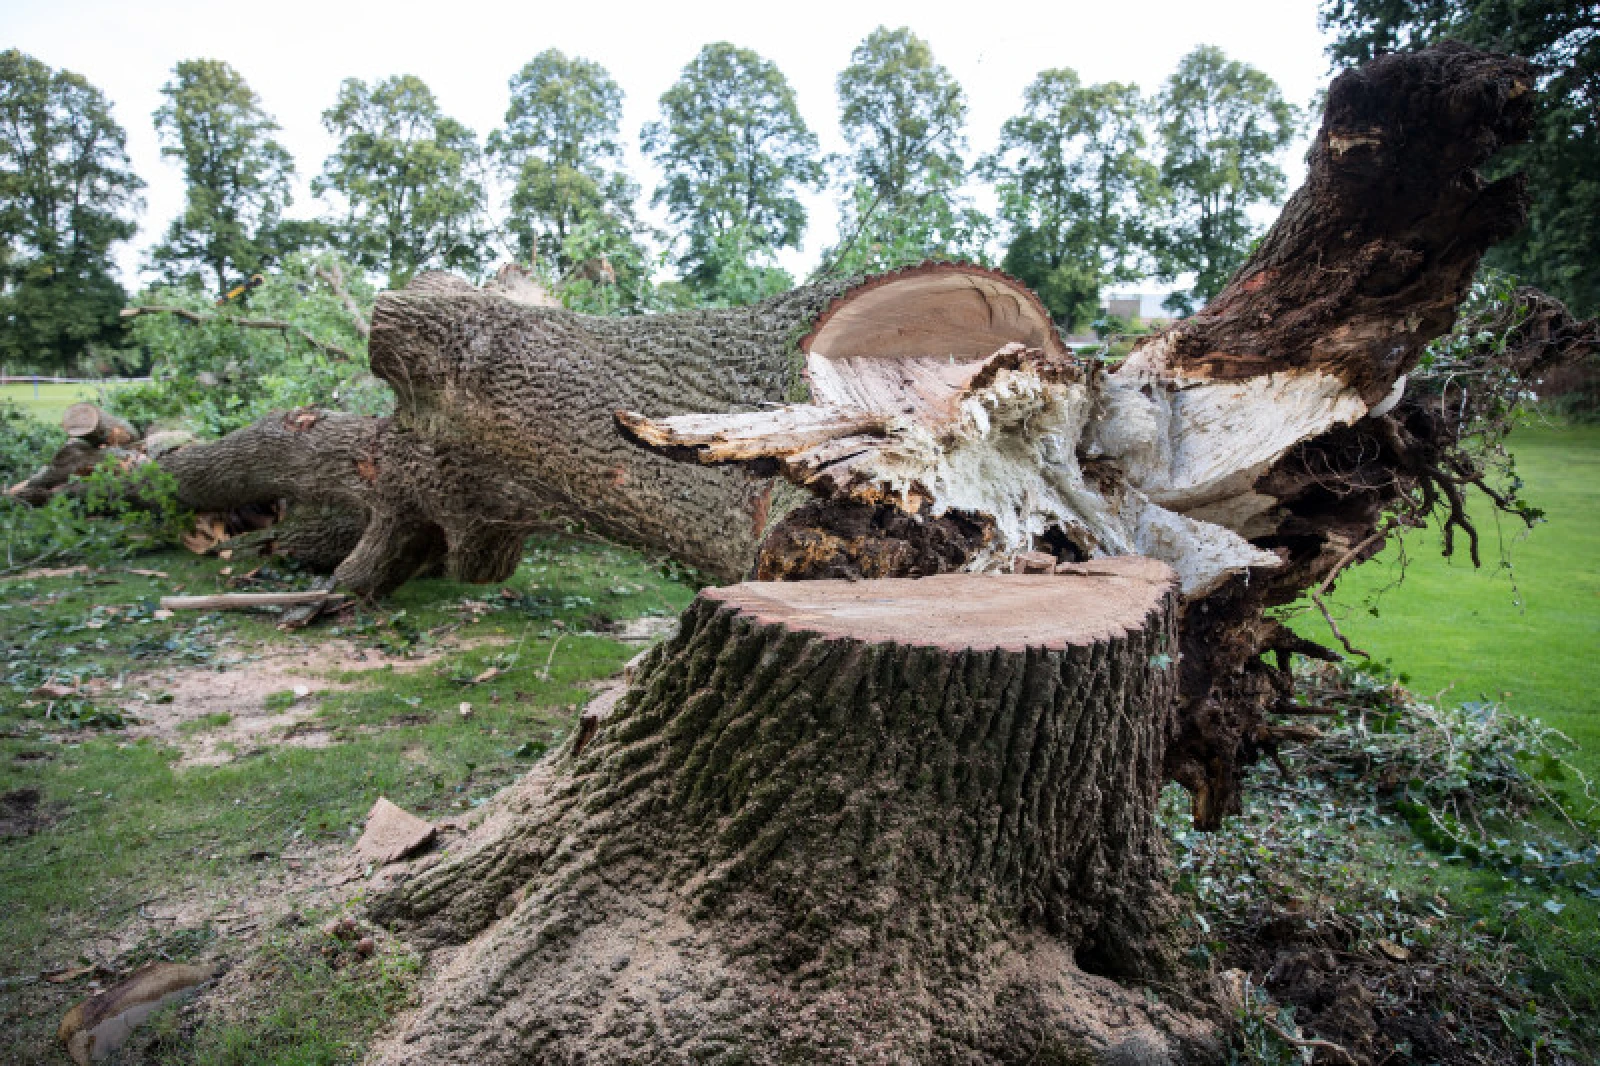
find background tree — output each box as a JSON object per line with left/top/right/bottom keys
{"left": 487, "top": 50, "right": 638, "bottom": 274}
{"left": 982, "top": 69, "right": 1156, "bottom": 329}
{"left": 821, "top": 27, "right": 987, "bottom": 274}
{"left": 150, "top": 59, "right": 296, "bottom": 295}
{"left": 313, "top": 75, "right": 488, "bottom": 287}
{"left": 0, "top": 49, "right": 142, "bottom": 372}
{"left": 1321, "top": 0, "right": 1599, "bottom": 316}
{"left": 1152, "top": 45, "right": 1295, "bottom": 314}
{"left": 642, "top": 42, "right": 821, "bottom": 302}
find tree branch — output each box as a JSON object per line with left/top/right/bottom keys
{"left": 316, "top": 263, "right": 371, "bottom": 338}
{"left": 119, "top": 305, "right": 358, "bottom": 360}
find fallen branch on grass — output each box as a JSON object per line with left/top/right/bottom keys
{"left": 157, "top": 591, "right": 347, "bottom": 612}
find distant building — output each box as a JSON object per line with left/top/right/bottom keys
{"left": 1101, "top": 293, "right": 1178, "bottom": 323}
{"left": 1104, "top": 296, "right": 1141, "bottom": 321}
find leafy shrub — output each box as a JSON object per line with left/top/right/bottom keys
{"left": 108, "top": 252, "right": 387, "bottom": 438}
{"left": 1, "top": 455, "right": 190, "bottom": 570}
{"left": 0, "top": 401, "right": 64, "bottom": 485}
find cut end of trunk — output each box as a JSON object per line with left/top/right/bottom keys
{"left": 61, "top": 403, "right": 138, "bottom": 448}
{"left": 704, "top": 555, "right": 1176, "bottom": 652}
{"left": 800, "top": 261, "right": 1066, "bottom": 362}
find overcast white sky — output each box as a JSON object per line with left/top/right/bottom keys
{"left": 5, "top": 0, "right": 1338, "bottom": 289}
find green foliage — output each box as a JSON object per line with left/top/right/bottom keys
{"left": 835, "top": 27, "right": 967, "bottom": 201}
{"left": 821, "top": 28, "right": 989, "bottom": 276}
{"left": 549, "top": 212, "right": 656, "bottom": 314}
{"left": 821, "top": 183, "right": 992, "bottom": 277}
{"left": 0, "top": 398, "right": 62, "bottom": 484}
{"left": 653, "top": 220, "right": 793, "bottom": 309}
{"left": 150, "top": 59, "right": 298, "bottom": 295}
{"left": 984, "top": 69, "right": 1157, "bottom": 329}
{"left": 488, "top": 49, "right": 640, "bottom": 278}
{"left": 1168, "top": 653, "right": 1600, "bottom": 1057}
{"left": 313, "top": 76, "right": 488, "bottom": 287}
{"left": 1226, "top": 981, "right": 1306, "bottom": 1066}
{"left": 1311, "top": 660, "right": 1596, "bottom": 878}
{"left": 1152, "top": 46, "right": 1296, "bottom": 315}
{"left": 643, "top": 43, "right": 821, "bottom": 295}
{"left": 0, "top": 454, "right": 191, "bottom": 571}
{"left": 1320, "top": 0, "right": 1599, "bottom": 316}
{"left": 110, "top": 253, "right": 382, "bottom": 437}
{"left": 0, "top": 49, "right": 142, "bottom": 372}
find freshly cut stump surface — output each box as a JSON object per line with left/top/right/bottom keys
{"left": 372, "top": 556, "right": 1214, "bottom": 1064}
{"left": 705, "top": 559, "right": 1176, "bottom": 651}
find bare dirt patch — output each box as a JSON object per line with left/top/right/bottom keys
{"left": 611, "top": 615, "right": 677, "bottom": 643}
{"left": 116, "top": 637, "right": 506, "bottom": 766}
{"left": 0, "top": 787, "right": 55, "bottom": 839}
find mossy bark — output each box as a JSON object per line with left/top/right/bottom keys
{"left": 371, "top": 565, "right": 1215, "bottom": 1064}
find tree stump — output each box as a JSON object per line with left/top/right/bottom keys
{"left": 373, "top": 557, "right": 1214, "bottom": 1064}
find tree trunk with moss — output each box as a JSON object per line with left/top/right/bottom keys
{"left": 372, "top": 559, "right": 1216, "bottom": 1064}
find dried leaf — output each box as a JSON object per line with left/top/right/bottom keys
{"left": 1376, "top": 938, "right": 1410, "bottom": 962}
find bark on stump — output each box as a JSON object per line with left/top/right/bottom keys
{"left": 372, "top": 558, "right": 1211, "bottom": 1064}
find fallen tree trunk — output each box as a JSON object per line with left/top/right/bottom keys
{"left": 15, "top": 40, "right": 1571, "bottom": 1065}
{"left": 17, "top": 45, "right": 1550, "bottom": 833}
{"left": 372, "top": 560, "right": 1216, "bottom": 1063}
{"left": 11, "top": 41, "right": 1557, "bottom": 851}
{"left": 615, "top": 43, "right": 1541, "bottom": 826}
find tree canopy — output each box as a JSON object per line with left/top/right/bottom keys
{"left": 0, "top": 49, "right": 142, "bottom": 371}
{"left": 821, "top": 26, "right": 987, "bottom": 276}
{"left": 150, "top": 58, "right": 296, "bottom": 295}
{"left": 643, "top": 42, "right": 821, "bottom": 300}
{"left": 487, "top": 50, "right": 638, "bottom": 273}
{"left": 1320, "top": 0, "right": 1599, "bottom": 315}
{"left": 313, "top": 75, "right": 488, "bottom": 287}
{"left": 1152, "top": 45, "right": 1296, "bottom": 315}
{"left": 984, "top": 69, "right": 1156, "bottom": 329}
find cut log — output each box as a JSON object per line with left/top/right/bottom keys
{"left": 61, "top": 403, "right": 138, "bottom": 448}
{"left": 372, "top": 559, "right": 1215, "bottom": 1063}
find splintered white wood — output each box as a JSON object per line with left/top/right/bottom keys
{"left": 805, "top": 349, "right": 1010, "bottom": 428}
{"left": 620, "top": 266, "right": 1385, "bottom": 599}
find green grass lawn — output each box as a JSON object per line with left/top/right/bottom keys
{"left": 1292, "top": 421, "right": 1600, "bottom": 776}
{"left": 0, "top": 536, "right": 695, "bottom": 1063}
{"left": 0, "top": 381, "right": 127, "bottom": 426}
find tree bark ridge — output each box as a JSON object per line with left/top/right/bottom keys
{"left": 372, "top": 562, "right": 1213, "bottom": 1064}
